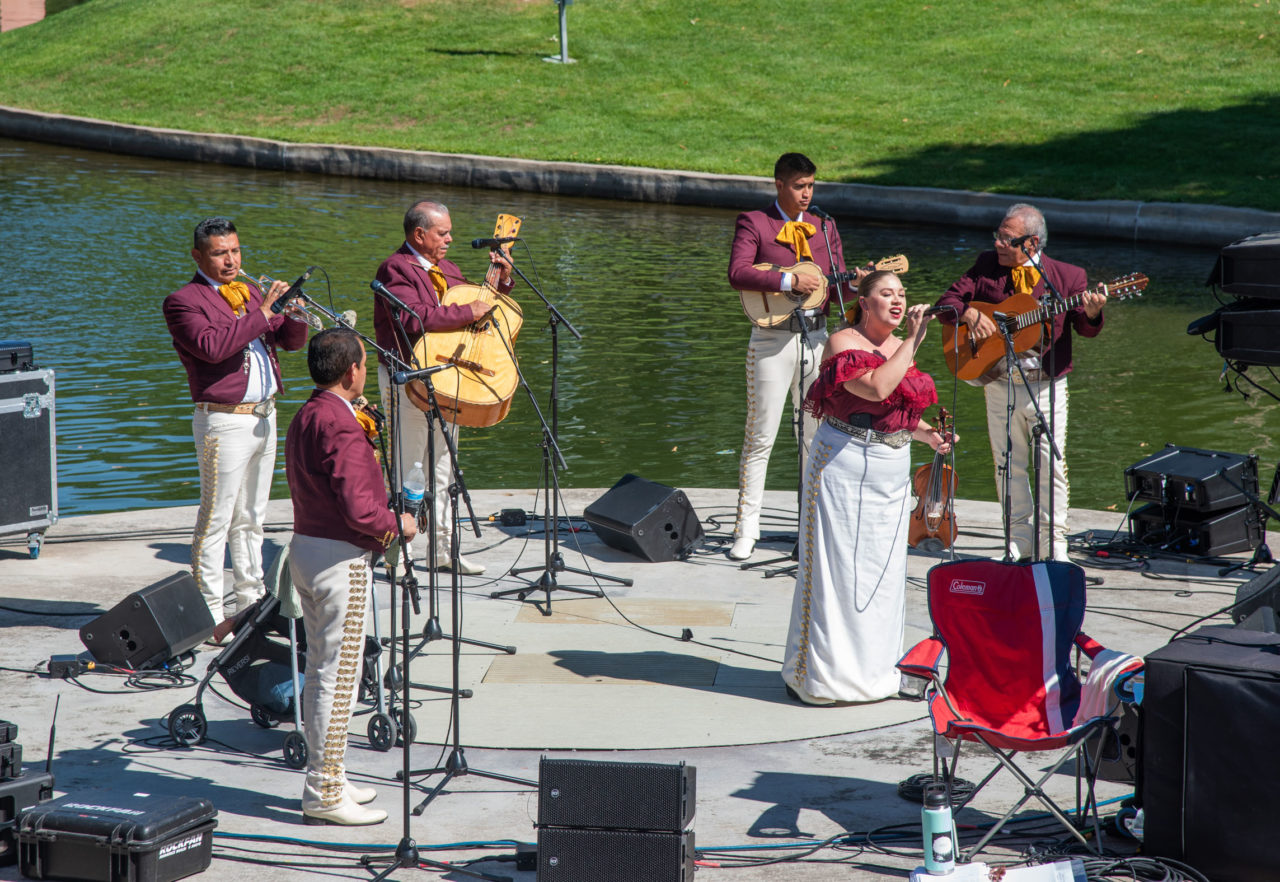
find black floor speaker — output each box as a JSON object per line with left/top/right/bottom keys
{"left": 1124, "top": 444, "right": 1259, "bottom": 512}
{"left": 583, "top": 474, "right": 704, "bottom": 562}
{"left": 537, "top": 827, "right": 695, "bottom": 882}
{"left": 1231, "top": 565, "right": 1280, "bottom": 630}
{"left": 1142, "top": 625, "right": 1280, "bottom": 882}
{"left": 79, "top": 572, "right": 214, "bottom": 670}
{"left": 1129, "top": 502, "right": 1262, "bottom": 557}
{"left": 539, "top": 758, "right": 696, "bottom": 832}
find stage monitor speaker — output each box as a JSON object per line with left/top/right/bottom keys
{"left": 1216, "top": 307, "right": 1280, "bottom": 366}
{"left": 537, "top": 827, "right": 695, "bottom": 882}
{"left": 1142, "top": 625, "right": 1280, "bottom": 882}
{"left": 539, "top": 758, "right": 695, "bottom": 832}
{"left": 1124, "top": 444, "right": 1258, "bottom": 513}
{"left": 80, "top": 572, "right": 214, "bottom": 670}
{"left": 1129, "top": 502, "right": 1262, "bottom": 557}
{"left": 583, "top": 475, "right": 704, "bottom": 562}
{"left": 1230, "top": 565, "right": 1280, "bottom": 628}
{"left": 1210, "top": 230, "right": 1280, "bottom": 300}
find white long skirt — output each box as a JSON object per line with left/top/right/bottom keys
{"left": 781, "top": 420, "right": 912, "bottom": 703}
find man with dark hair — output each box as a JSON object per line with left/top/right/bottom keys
{"left": 163, "top": 216, "right": 309, "bottom": 626}
{"left": 933, "top": 203, "right": 1106, "bottom": 561}
{"left": 725, "top": 152, "right": 858, "bottom": 560}
{"left": 286, "top": 327, "right": 416, "bottom": 826}
{"left": 372, "top": 200, "right": 514, "bottom": 575}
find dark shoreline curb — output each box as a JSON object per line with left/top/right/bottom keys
{"left": 3, "top": 105, "right": 1277, "bottom": 248}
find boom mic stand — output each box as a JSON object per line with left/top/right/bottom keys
{"left": 401, "top": 374, "right": 535, "bottom": 820}
{"left": 1021, "top": 241, "right": 1067, "bottom": 562}
{"left": 491, "top": 252, "right": 632, "bottom": 610}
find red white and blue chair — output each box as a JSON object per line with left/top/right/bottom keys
{"left": 897, "top": 558, "right": 1140, "bottom": 859}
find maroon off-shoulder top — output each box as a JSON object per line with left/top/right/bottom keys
{"left": 804, "top": 349, "right": 938, "bottom": 433}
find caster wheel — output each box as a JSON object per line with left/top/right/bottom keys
{"left": 250, "top": 704, "right": 279, "bottom": 729}
{"left": 392, "top": 708, "right": 417, "bottom": 746}
{"left": 282, "top": 731, "right": 308, "bottom": 769}
{"left": 367, "top": 712, "right": 396, "bottom": 752}
{"left": 168, "top": 704, "right": 207, "bottom": 747}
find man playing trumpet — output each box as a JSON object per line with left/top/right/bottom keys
{"left": 163, "top": 217, "right": 310, "bottom": 628}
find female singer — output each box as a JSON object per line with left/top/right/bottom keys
{"left": 781, "top": 271, "right": 951, "bottom": 704}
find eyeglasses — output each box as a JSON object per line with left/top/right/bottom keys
{"left": 993, "top": 231, "right": 1033, "bottom": 247}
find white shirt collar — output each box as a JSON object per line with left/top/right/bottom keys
{"left": 775, "top": 201, "right": 805, "bottom": 224}
{"left": 406, "top": 242, "right": 435, "bottom": 272}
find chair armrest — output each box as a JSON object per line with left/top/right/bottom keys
{"left": 897, "top": 636, "right": 944, "bottom": 678}
{"left": 1075, "top": 632, "right": 1104, "bottom": 659}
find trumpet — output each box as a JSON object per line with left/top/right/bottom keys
{"left": 238, "top": 269, "right": 325, "bottom": 330}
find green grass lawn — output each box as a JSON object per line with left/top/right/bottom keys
{"left": 2, "top": 0, "right": 1278, "bottom": 209}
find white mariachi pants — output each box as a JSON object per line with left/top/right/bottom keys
{"left": 290, "top": 534, "right": 370, "bottom": 813}
{"left": 190, "top": 407, "right": 277, "bottom": 621}
{"left": 983, "top": 375, "right": 1070, "bottom": 561}
{"left": 378, "top": 366, "right": 456, "bottom": 562}
{"left": 733, "top": 324, "right": 827, "bottom": 541}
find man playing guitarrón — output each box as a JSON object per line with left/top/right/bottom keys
{"left": 726, "top": 153, "right": 857, "bottom": 561}
{"left": 372, "top": 200, "right": 514, "bottom": 575}
{"left": 932, "top": 203, "right": 1105, "bottom": 561}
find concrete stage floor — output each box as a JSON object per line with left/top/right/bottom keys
{"left": 1, "top": 487, "right": 1270, "bottom": 881}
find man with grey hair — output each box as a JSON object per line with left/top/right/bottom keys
{"left": 371, "top": 200, "right": 513, "bottom": 574}
{"left": 933, "top": 203, "right": 1106, "bottom": 561}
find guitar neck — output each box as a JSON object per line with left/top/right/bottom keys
{"left": 1012, "top": 288, "right": 1097, "bottom": 331}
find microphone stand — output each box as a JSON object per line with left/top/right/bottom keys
{"left": 1020, "top": 242, "right": 1068, "bottom": 561}
{"left": 492, "top": 252, "right": 632, "bottom": 610}
{"left": 400, "top": 372, "right": 536, "bottom": 823}
{"left": 992, "top": 309, "right": 1061, "bottom": 562}
{"left": 1211, "top": 467, "right": 1277, "bottom": 577}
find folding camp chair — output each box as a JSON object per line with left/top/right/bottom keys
{"left": 897, "top": 559, "right": 1140, "bottom": 859}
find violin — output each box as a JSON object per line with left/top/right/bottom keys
{"left": 908, "top": 407, "right": 957, "bottom": 552}
{"left": 352, "top": 396, "right": 384, "bottom": 444}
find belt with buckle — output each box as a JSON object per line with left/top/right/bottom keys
{"left": 825, "top": 415, "right": 912, "bottom": 449}
{"left": 198, "top": 397, "right": 276, "bottom": 418}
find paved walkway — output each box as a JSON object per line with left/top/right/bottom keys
{"left": 1, "top": 487, "right": 1268, "bottom": 881}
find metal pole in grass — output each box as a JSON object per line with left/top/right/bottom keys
{"left": 543, "top": 0, "right": 575, "bottom": 64}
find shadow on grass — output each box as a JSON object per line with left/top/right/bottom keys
{"left": 853, "top": 95, "right": 1280, "bottom": 210}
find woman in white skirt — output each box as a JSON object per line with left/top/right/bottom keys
{"left": 782, "top": 271, "right": 952, "bottom": 704}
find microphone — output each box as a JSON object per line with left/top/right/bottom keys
{"left": 471, "top": 236, "right": 519, "bottom": 248}
{"left": 923, "top": 304, "right": 958, "bottom": 317}
{"left": 1009, "top": 235, "right": 1034, "bottom": 248}
{"left": 271, "top": 266, "right": 316, "bottom": 315}
{"left": 392, "top": 364, "right": 456, "bottom": 385}
{"left": 808, "top": 205, "right": 833, "bottom": 221}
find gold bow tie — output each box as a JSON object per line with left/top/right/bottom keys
{"left": 217, "top": 281, "right": 251, "bottom": 316}
{"left": 776, "top": 220, "right": 816, "bottom": 261}
{"left": 427, "top": 266, "right": 448, "bottom": 299}
{"left": 1010, "top": 265, "right": 1041, "bottom": 295}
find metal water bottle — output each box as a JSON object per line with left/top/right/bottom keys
{"left": 402, "top": 461, "right": 426, "bottom": 518}
{"left": 922, "top": 783, "right": 956, "bottom": 875}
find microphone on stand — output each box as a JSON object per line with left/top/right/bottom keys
{"left": 471, "top": 236, "right": 520, "bottom": 249}
{"left": 271, "top": 266, "right": 317, "bottom": 315}
{"left": 923, "top": 304, "right": 959, "bottom": 317}
{"left": 808, "top": 205, "right": 833, "bottom": 221}
{"left": 1010, "top": 234, "right": 1034, "bottom": 249}
{"left": 392, "top": 364, "right": 457, "bottom": 385}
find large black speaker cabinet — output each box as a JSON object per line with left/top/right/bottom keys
{"left": 539, "top": 758, "right": 696, "bottom": 832}
{"left": 80, "top": 572, "right": 214, "bottom": 669}
{"left": 1218, "top": 307, "right": 1280, "bottom": 365}
{"left": 1129, "top": 502, "right": 1262, "bottom": 557}
{"left": 1125, "top": 444, "right": 1258, "bottom": 512}
{"left": 537, "top": 828, "right": 695, "bottom": 882}
{"left": 1209, "top": 230, "right": 1280, "bottom": 300}
{"left": 1142, "top": 626, "right": 1280, "bottom": 882}
{"left": 1231, "top": 566, "right": 1280, "bottom": 629}
{"left": 583, "top": 475, "right": 704, "bottom": 562}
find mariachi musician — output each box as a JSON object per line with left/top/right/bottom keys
{"left": 726, "top": 153, "right": 859, "bottom": 561}
{"left": 163, "top": 216, "right": 309, "bottom": 627}
{"left": 371, "top": 199, "right": 513, "bottom": 576}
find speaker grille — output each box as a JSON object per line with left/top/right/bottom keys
{"left": 539, "top": 758, "right": 695, "bottom": 831}
{"left": 537, "top": 827, "right": 695, "bottom": 882}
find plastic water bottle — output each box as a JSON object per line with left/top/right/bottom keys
{"left": 922, "top": 783, "right": 956, "bottom": 875}
{"left": 402, "top": 462, "right": 426, "bottom": 517}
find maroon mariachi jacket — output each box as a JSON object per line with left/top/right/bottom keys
{"left": 933, "top": 250, "right": 1102, "bottom": 378}
{"left": 163, "top": 275, "right": 308, "bottom": 403}
{"left": 727, "top": 204, "right": 852, "bottom": 317}
{"left": 286, "top": 390, "right": 398, "bottom": 553}
{"left": 372, "top": 244, "right": 516, "bottom": 367}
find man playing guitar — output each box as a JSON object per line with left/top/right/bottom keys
{"left": 726, "top": 153, "right": 860, "bottom": 560}
{"left": 932, "top": 203, "right": 1106, "bottom": 561}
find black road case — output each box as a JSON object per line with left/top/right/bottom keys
{"left": 18, "top": 793, "right": 215, "bottom": 882}
{"left": 0, "top": 364, "right": 57, "bottom": 558}
{"left": 0, "top": 771, "right": 55, "bottom": 866}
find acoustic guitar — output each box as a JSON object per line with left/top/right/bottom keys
{"left": 941, "top": 273, "right": 1149, "bottom": 381}
{"left": 408, "top": 213, "right": 524, "bottom": 428}
{"left": 738, "top": 254, "right": 909, "bottom": 328}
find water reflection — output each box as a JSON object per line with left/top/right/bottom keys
{"left": 0, "top": 138, "right": 1273, "bottom": 516}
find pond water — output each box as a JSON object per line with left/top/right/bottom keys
{"left": 0, "top": 137, "right": 1274, "bottom": 517}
